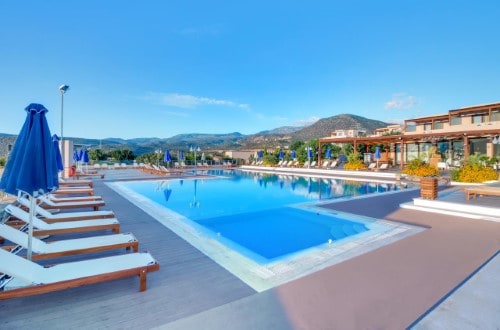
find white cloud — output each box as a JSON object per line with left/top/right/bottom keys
{"left": 385, "top": 93, "right": 418, "bottom": 110}
{"left": 144, "top": 92, "right": 248, "bottom": 110}
{"left": 293, "top": 116, "right": 320, "bottom": 127}
{"left": 384, "top": 118, "right": 405, "bottom": 125}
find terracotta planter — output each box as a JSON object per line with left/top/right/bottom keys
{"left": 420, "top": 177, "right": 438, "bottom": 200}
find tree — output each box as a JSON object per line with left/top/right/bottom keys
{"left": 88, "top": 149, "right": 105, "bottom": 161}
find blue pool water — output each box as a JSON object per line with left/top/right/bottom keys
{"left": 198, "top": 207, "right": 368, "bottom": 260}
{"left": 118, "top": 170, "right": 406, "bottom": 262}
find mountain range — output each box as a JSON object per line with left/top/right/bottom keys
{"left": 1, "top": 114, "right": 389, "bottom": 155}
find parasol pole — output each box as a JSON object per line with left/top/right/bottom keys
{"left": 27, "top": 192, "right": 36, "bottom": 260}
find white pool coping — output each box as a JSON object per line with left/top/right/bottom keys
{"left": 107, "top": 180, "right": 424, "bottom": 292}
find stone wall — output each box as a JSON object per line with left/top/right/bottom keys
{"left": 0, "top": 136, "right": 17, "bottom": 159}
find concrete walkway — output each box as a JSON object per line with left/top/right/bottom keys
{"left": 1, "top": 169, "right": 499, "bottom": 329}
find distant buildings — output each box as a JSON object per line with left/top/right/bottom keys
{"left": 319, "top": 102, "right": 500, "bottom": 168}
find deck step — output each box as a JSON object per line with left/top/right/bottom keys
{"left": 400, "top": 198, "right": 500, "bottom": 222}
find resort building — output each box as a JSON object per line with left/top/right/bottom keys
{"left": 329, "top": 129, "right": 367, "bottom": 138}
{"left": 319, "top": 102, "right": 500, "bottom": 169}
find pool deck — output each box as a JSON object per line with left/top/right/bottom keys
{"left": 1, "top": 168, "right": 499, "bottom": 329}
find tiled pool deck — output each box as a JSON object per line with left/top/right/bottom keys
{"left": 1, "top": 168, "right": 499, "bottom": 329}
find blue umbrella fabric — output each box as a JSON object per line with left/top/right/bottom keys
{"left": 258, "top": 150, "right": 264, "bottom": 159}
{"left": 0, "top": 104, "right": 59, "bottom": 195}
{"left": 291, "top": 150, "right": 297, "bottom": 160}
{"left": 164, "top": 150, "right": 172, "bottom": 163}
{"left": 52, "top": 134, "right": 64, "bottom": 172}
{"left": 0, "top": 103, "right": 59, "bottom": 260}
{"left": 375, "top": 146, "right": 381, "bottom": 168}
{"left": 308, "top": 148, "right": 313, "bottom": 159}
{"left": 279, "top": 150, "right": 284, "bottom": 160}
{"left": 164, "top": 188, "right": 172, "bottom": 202}
{"left": 326, "top": 148, "right": 332, "bottom": 159}
{"left": 73, "top": 149, "right": 80, "bottom": 162}
{"left": 82, "top": 147, "right": 89, "bottom": 163}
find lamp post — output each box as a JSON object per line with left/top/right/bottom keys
{"left": 59, "top": 84, "right": 69, "bottom": 176}
{"left": 306, "top": 146, "right": 312, "bottom": 168}
{"left": 190, "top": 146, "right": 201, "bottom": 175}
{"left": 155, "top": 149, "right": 162, "bottom": 168}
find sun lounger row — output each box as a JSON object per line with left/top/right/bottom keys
{"left": 140, "top": 163, "right": 183, "bottom": 176}
{"left": 0, "top": 190, "right": 160, "bottom": 299}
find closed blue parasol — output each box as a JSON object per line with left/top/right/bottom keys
{"left": 258, "top": 150, "right": 264, "bottom": 159}
{"left": 73, "top": 149, "right": 82, "bottom": 171}
{"left": 308, "top": 148, "right": 313, "bottom": 159}
{"left": 82, "top": 147, "right": 89, "bottom": 163}
{"left": 52, "top": 134, "right": 64, "bottom": 172}
{"left": 326, "top": 148, "right": 331, "bottom": 159}
{"left": 73, "top": 149, "right": 80, "bottom": 162}
{"left": 375, "top": 146, "right": 381, "bottom": 168}
{"left": 291, "top": 150, "right": 297, "bottom": 160}
{"left": 279, "top": 150, "right": 284, "bottom": 160}
{"left": 164, "top": 150, "right": 172, "bottom": 163}
{"left": 0, "top": 103, "right": 59, "bottom": 259}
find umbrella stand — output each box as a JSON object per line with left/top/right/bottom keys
{"left": 18, "top": 190, "right": 38, "bottom": 260}
{"left": 27, "top": 192, "right": 37, "bottom": 260}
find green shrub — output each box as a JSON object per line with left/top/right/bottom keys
{"left": 344, "top": 153, "right": 367, "bottom": 170}
{"left": 0, "top": 157, "right": 6, "bottom": 167}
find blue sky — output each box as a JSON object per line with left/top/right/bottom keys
{"left": 1, "top": 1, "right": 499, "bottom": 140}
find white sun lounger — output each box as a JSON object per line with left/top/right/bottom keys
{"left": 59, "top": 179, "right": 93, "bottom": 188}
{"left": 17, "top": 196, "right": 115, "bottom": 221}
{"left": 47, "top": 194, "right": 103, "bottom": 203}
{"left": 39, "top": 195, "right": 105, "bottom": 211}
{"left": 5, "top": 205, "right": 120, "bottom": 236}
{"left": 0, "top": 223, "right": 138, "bottom": 260}
{"left": 0, "top": 248, "right": 159, "bottom": 299}
{"left": 51, "top": 187, "right": 95, "bottom": 196}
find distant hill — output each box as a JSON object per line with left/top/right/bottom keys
{"left": 0, "top": 114, "right": 388, "bottom": 156}
{"left": 293, "top": 114, "right": 388, "bottom": 140}
{"left": 239, "top": 114, "right": 388, "bottom": 148}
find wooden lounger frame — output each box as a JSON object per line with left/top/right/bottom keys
{"left": 31, "top": 240, "right": 138, "bottom": 260}
{"left": 32, "top": 222, "right": 120, "bottom": 236}
{"left": 0, "top": 259, "right": 159, "bottom": 300}
{"left": 75, "top": 172, "right": 105, "bottom": 179}
{"left": 17, "top": 197, "right": 116, "bottom": 222}
{"left": 1, "top": 224, "right": 138, "bottom": 260}
{"left": 52, "top": 188, "right": 95, "bottom": 196}
{"left": 59, "top": 180, "right": 93, "bottom": 188}
{"left": 463, "top": 187, "right": 500, "bottom": 200}
{"left": 40, "top": 199, "right": 105, "bottom": 211}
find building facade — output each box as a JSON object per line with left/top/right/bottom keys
{"left": 319, "top": 102, "right": 500, "bottom": 169}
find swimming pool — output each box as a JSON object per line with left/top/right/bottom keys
{"left": 108, "top": 170, "right": 422, "bottom": 291}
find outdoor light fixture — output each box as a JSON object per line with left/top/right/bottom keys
{"left": 59, "top": 84, "right": 69, "bottom": 176}
{"left": 305, "top": 146, "right": 312, "bottom": 168}
{"left": 190, "top": 146, "right": 201, "bottom": 175}
{"left": 155, "top": 149, "right": 162, "bottom": 167}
